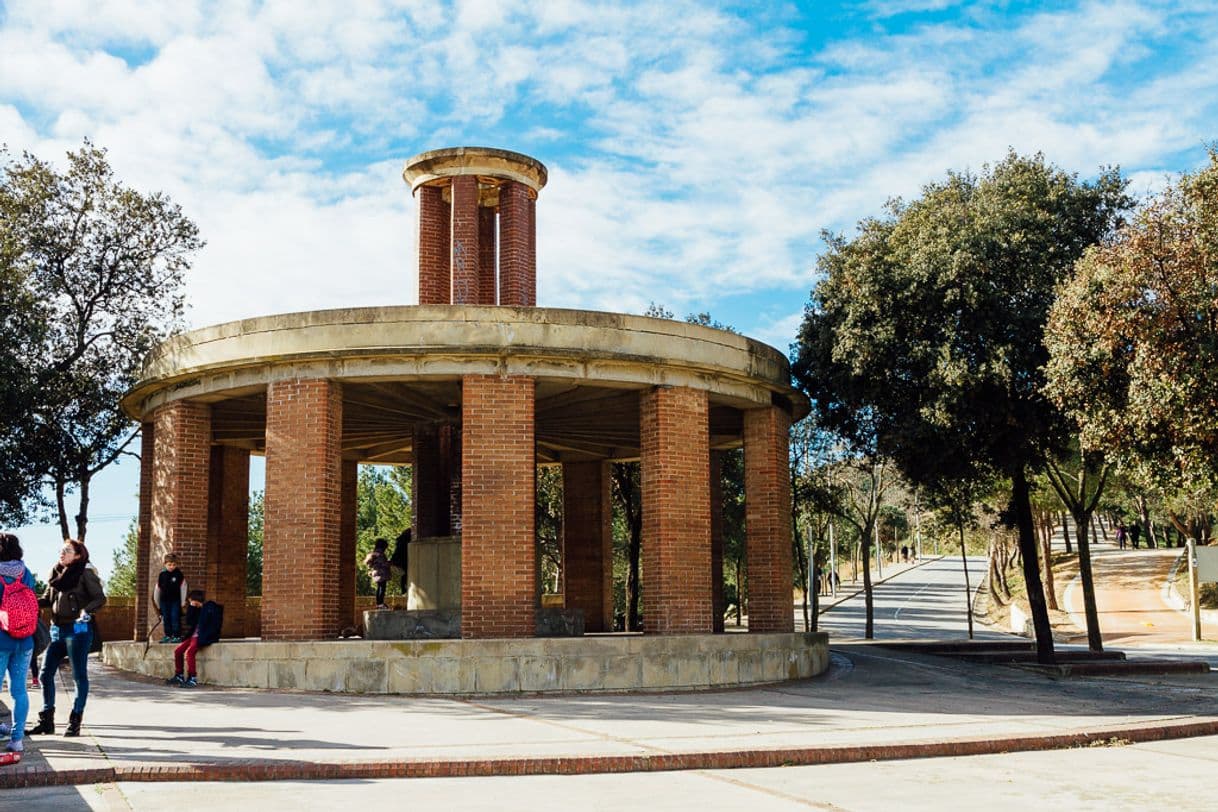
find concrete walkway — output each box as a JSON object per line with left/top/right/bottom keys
{"left": 2, "top": 640, "right": 1215, "bottom": 789}
{"left": 1063, "top": 547, "right": 1196, "bottom": 645}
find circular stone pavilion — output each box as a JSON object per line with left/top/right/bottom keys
{"left": 104, "top": 147, "right": 826, "bottom": 694}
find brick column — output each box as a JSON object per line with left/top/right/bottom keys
{"left": 135, "top": 421, "right": 155, "bottom": 639}
{"left": 478, "top": 205, "right": 497, "bottom": 305}
{"left": 461, "top": 375, "right": 536, "bottom": 638}
{"left": 150, "top": 401, "right": 211, "bottom": 627}
{"left": 340, "top": 459, "right": 358, "bottom": 630}
{"left": 450, "top": 175, "right": 480, "bottom": 304}
{"left": 640, "top": 386, "right": 712, "bottom": 634}
{"left": 417, "top": 184, "right": 450, "bottom": 304}
{"left": 499, "top": 181, "right": 535, "bottom": 306}
{"left": 562, "top": 460, "right": 612, "bottom": 632}
{"left": 206, "top": 445, "right": 249, "bottom": 638}
{"left": 262, "top": 379, "right": 343, "bottom": 640}
{"left": 710, "top": 450, "right": 726, "bottom": 634}
{"left": 744, "top": 406, "right": 793, "bottom": 633}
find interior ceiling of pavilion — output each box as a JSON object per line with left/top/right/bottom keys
{"left": 209, "top": 380, "right": 746, "bottom": 465}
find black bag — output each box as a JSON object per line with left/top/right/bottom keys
{"left": 32, "top": 618, "right": 50, "bottom": 656}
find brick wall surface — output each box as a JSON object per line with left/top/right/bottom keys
{"left": 449, "top": 175, "right": 480, "bottom": 304}
{"left": 640, "top": 386, "right": 712, "bottom": 634}
{"left": 150, "top": 401, "right": 211, "bottom": 634}
{"left": 206, "top": 445, "right": 250, "bottom": 638}
{"left": 340, "top": 459, "right": 358, "bottom": 629}
{"left": 562, "top": 460, "right": 612, "bottom": 632}
{"left": 498, "top": 181, "right": 535, "bottom": 306}
{"left": 461, "top": 375, "right": 536, "bottom": 638}
{"left": 135, "top": 422, "right": 155, "bottom": 639}
{"left": 710, "top": 450, "right": 726, "bottom": 634}
{"left": 478, "top": 205, "right": 497, "bottom": 305}
{"left": 262, "top": 379, "right": 343, "bottom": 640}
{"left": 417, "top": 184, "right": 450, "bottom": 305}
{"left": 744, "top": 406, "right": 794, "bottom": 633}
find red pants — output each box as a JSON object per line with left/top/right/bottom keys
{"left": 174, "top": 635, "right": 198, "bottom": 676}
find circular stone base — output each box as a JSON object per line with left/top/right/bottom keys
{"left": 104, "top": 632, "right": 828, "bottom": 694}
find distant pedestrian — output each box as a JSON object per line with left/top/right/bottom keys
{"left": 166, "top": 590, "right": 222, "bottom": 688}
{"left": 28, "top": 539, "right": 106, "bottom": 738}
{"left": 901, "top": 545, "right": 909, "bottom": 563}
{"left": 365, "top": 538, "right": 391, "bottom": 609}
{"left": 1129, "top": 523, "right": 1142, "bottom": 549}
{"left": 154, "top": 553, "right": 188, "bottom": 643}
{"left": 1116, "top": 524, "right": 1127, "bottom": 550}
{"left": 390, "top": 529, "right": 411, "bottom": 595}
{"left": 0, "top": 533, "right": 38, "bottom": 765}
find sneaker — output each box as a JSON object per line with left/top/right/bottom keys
{"left": 158, "top": 635, "right": 172, "bottom": 644}
{"left": 30, "top": 676, "right": 40, "bottom": 689}
{"left": 0, "top": 751, "right": 20, "bottom": 766}
{"left": 165, "top": 674, "right": 184, "bottom": 686}
{"left": 181, "top": 676, "right": 198, "bottom": 688}
{"left": 0, "top": 722, "right": 9, "bottom": 739}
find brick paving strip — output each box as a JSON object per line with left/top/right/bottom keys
{"left": 3, "top": 716, "right": 1217, "bottom": 789}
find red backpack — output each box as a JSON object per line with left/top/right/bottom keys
{"left": 0, "top": 568, "right": 39, "bottom": 638}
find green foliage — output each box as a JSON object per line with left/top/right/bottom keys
{"left": 1046, "top": 150, "right": 1218, "bottom": 493}
{"left": 537, "top": 465, "right": 563, "bottom": 593}
{"left": 247, "top": 489, "right": 264, "bottom": 596}
{"left": 107, "top": 518, "right": 139, "bottom": 596}
{"left": 0, "top": 141, "right": 203, "bottom": 536}
{"left": 356, "top": 465, "right": 412, "bottom": 595}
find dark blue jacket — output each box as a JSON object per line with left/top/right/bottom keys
{"left": 183, "top": 601, "right": 224, "bottom": 648}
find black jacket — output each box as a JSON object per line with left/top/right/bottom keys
{"left": 182, "top": 601, "right": 224, "bottom": 648}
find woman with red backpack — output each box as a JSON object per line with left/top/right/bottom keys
{"left": 0, "top": 532, "right": 38, "bottom": 765}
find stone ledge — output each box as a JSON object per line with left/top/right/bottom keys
{"left": 103, "top": 632, "right": 828, "bottom": 695}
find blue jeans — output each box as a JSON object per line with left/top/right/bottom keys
{"left": 41, "top": 624, "right": 92, "bottom": 715}
{"left": 0, "top": 646, "right": 33, "bottom": 744}
{"left": 161, "top": 601, "right": 181, "bottom": 637}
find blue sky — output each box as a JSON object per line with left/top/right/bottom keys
{"left": 4, "top": 0, "right": 1218, "bottom": 581}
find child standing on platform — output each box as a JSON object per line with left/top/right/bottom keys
{"left": 154, "top": 554, "right": 187, "bottom": 643}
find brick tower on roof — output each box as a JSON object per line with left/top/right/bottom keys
{"left": 403, "top": 147, "right": 548, "bottom": 307}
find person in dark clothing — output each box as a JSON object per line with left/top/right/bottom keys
{"left": 390, "top": 529, "right": 411, "bottom": 595}
{"left": 166, "top": 590, "right": 222, "bottom": 688}
{"left": 154, "top": 553, "right": 188, "bottom": 643}
{"left": 27, "top": 539, "right": 106, "bottom": 738}
{"left": 365, "top": 539, "right": 391, "bottom": 609}
{"left": 1129, "top": 523, "right": 1142, "bottom": 549}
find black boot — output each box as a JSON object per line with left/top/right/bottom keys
{"left": 26, "top": 709, "right": 54, "bottom": 736}
{"left": 64, "top": 711, "right": 82, "bottom": 737}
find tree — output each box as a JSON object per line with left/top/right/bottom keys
{"left": 0, "top": 142, "right": 203, "bottom": 539}
{"left": 795, "top": 152, "right": 1131, "bottom": 662}
{"left": 537, "top": 465, "right": 563, "bottom": 594}
{"left": 0, "top": 259, "right": 49, "bottom": 524}
{"left": 355, "top": 465, "right": 413, "bottom": 596}
{"left": 247, "top": 490, "right": 264, "bottom": 596}
{"left": 107, "top": 518, "right": 139, "bottom": 596}
{"left": 1047, "top": 150, "right": 1218, "bottom": 496}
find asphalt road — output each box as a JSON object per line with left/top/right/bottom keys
{"left": 812, "top": 555, "right": 1015, "bottom": 641}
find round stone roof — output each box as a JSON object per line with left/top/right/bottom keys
{"left": 402, "top": 147, "right": 548, "bottom": 194}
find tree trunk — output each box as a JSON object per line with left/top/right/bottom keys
{"left": 1096, "top": 514, "right": 1108, "bottom": 543}
{"left": 959, "top": 523, "right": 973, "bottom": 639}
{"left": 1040, "top": 530, "right": 1059, "bottom": 611}
{"left": 1060, "top": 512, "right": 1072, "bottom": 554}
{"left": 75, "top": 474, "right": 90, "bottom": 541}
{"left": 55, "top": 478, "right": 71, "bottom": 540}
{"left": 987, "top": 542, "right": 1004, "bottom": 605}
{"left": 627, "top": 510, "right": 641, "bottom": 631}
{"left": 861, "top": 520, "right": 874, "bottom": 640}
{"left": 1073, "top": 512, "right": 1104, "bottom": 652}
{"left": 1138, "top": 495, "right": 1157, "bottom": 548}
{"left": 794, "top": 523, "right": 809, "bottom": 632}
{"left": 1014, "top": 467, "right": 1056, "bottom": 664}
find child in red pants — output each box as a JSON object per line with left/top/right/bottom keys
{"left": 166, "top": 590, "right": 222, "bottom": 688}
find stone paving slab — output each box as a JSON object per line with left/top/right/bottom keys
{"left": 2, "top": 641, "right": 1216, "bottom": 788}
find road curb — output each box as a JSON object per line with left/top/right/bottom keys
{"left": 5, "top": 716, "right": 1218, "bottom": 789}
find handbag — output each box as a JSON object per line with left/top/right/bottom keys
{"left": 32, "top": 617, "right": 50, "bottom": 656}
